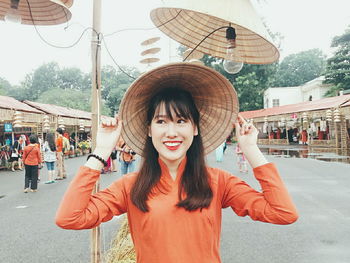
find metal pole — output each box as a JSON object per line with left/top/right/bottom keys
{"left": 91, "top": 0, "right": 102, "bottom": 262}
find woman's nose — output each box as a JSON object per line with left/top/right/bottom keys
{"left": 166, "top": 122, "right": 177, "bottom": 137}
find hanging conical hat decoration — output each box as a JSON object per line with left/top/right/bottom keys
{"left": 140, "top": 36, "right": 160, "bottom": 46}
{"left": 141, "top": 47, "right": 161, "bottom": 56}
{"left": 150, "top": 0, "right": 279, "bottom": 64}
{"left": 140, "top": 57, "right": 160, "bottom": 64}
{"left": 0, "top": 0, "right": 73, "bottom": 25}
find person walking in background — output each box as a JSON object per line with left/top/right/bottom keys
{"left": 116, "top": 138, "right": 136, "bottom": 176}
{"left": 110, "top": 145, "right": 118, "bottom": 172}
{"left": 55, "top": 128, "right": 66, "bottom": 180}
{"left": 235, "top": 143, "right": 248, "bottom": 173}
{"left": 215, "top": 141, "right": 225, "bottom": 162}
{"left": 10, "top": 136, "right": 24, "bottom": 172}
{"left": 23, "top": 134, "right": 42, "bottom": 193}
{"left": 43, "top": 133, "right": 57, "bottom": 184}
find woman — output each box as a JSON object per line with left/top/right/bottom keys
{"left": 43, "top": 133, "right": 57, "bottom": 184}
{"left": 10, "top": 136, "right": 23, "bottom": 171}
{"left": 235, "top": 143, "right": 248, "bottom": 173}
{"left": 56, "top": 63, "right": 298, "bottom": 263}
{"left": 116, "top": 138, "right": 136, "bottom": 176}
{"left": 22, "top": 134, "right": 42, "bottom": 193}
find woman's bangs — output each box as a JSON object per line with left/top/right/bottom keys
{"left": 156, "top": 99, "right": 193, "bottom": 122}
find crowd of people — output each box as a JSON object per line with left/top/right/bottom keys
{"left": 8, "top": 128, "right": 138, "bottom": 193}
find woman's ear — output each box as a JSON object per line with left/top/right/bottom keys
{"left": 194, "top": 125, "right": 198, "bottom": 136}
{"left": 148, "top": 127, "right": 152, "bottom": 137}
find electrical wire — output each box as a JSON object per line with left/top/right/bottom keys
{"left": 183, "top": 26, "right": 229, "bottom": 62}
{"left": 101, "top": 35, "right": 137, "bottom": 80}
{"left": 25, "top": 0, "right": 97, "bottom": 49}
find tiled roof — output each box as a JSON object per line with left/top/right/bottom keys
{"left": 0, "top": 95, "right": 43, "bottom": 113}
{"left": 241, "top": 94, "right": 350, "bottom": 119}
{"left": 23, "top": 100, "right": 92, "bottom": 119}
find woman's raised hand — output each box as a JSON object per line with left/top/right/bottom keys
{"left": 234, "top": 115, "right": 268, "bottom": 168}
{"left": 94, "top": 116, "right": 122, "bottom": 160}
{"left": 234, "top": 114, "right": 258, "bottom": 150}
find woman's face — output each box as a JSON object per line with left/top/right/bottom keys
{"left": 149, "top": 103, "right": 198, "bottom": 165}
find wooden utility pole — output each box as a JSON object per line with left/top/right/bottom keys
{"left": 91, "top": 0, "right": 102, "bottom": 262}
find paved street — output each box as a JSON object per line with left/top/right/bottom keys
{"left": 1, "top": 145, "right": 349, "bottom": 263}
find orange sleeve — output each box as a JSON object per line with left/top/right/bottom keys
{"left": 55, "top": 166, "right": 128, "bottom": 230}
{"left": 221, "top": 163, "right": 298, "bottom": 225}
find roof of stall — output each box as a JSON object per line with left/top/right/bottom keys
{"left": 23, "top": 100, "right": 91, "bottom": 119}
{"left": 240, "top": 94, "right": 350, "bottom": 119}
{"left": 0, "top": 95, "right": 43, "bottom": 114}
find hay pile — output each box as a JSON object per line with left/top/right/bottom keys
{"left": 104, "top": 216, "right": 136, "bottom": 263}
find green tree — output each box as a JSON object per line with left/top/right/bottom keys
{"left": 0, "top": 77, "right": 12, "bottom": 95}
{"left": 324, "top": 26, "right": 350, "bottom": 96}
{"left": 57, "top": 67, "right": 89, "bottom": 91}
{"left": 273, "top": 49, "right": 326, "bottom": 87}
{"left": 101, "top": 65, "right": 140, "bottom": 115}
{"left": 37, "top": 88, "right": 110, "bottom": 116}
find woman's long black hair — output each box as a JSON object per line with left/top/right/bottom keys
{"left": 46, "top": 133, "right": 56, "bottom": 152}
{"left": 130, "top": 88, "right": 213, "bottom": 212}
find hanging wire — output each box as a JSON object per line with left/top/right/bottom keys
{"left": 25, "top": 0, "right": 97, "bottom": 48}
{"left": 182, "top": 26, "right": 229, "bottom": 62}
{"left": 101, "top": 35, "right": 137, "bottom": 80}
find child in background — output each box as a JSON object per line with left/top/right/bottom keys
{"left": 236, "top": 143, "right": 248, "bottom": 173}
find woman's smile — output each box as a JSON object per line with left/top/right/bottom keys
{"left": 163, "top": 141, "right": 183, "bottom": 151}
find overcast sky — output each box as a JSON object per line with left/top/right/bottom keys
{"left": 0, "top": 0, "right": 349, "bottom": 85}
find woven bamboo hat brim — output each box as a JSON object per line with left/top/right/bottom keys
{"left": 0, "top": 0, "right": 72, "bottom": 25}
{"left": 150, "top": 0, "right": 279, "bottom": 64}
{"left": 119, "top": 62, "right": 238, "bottom": 156}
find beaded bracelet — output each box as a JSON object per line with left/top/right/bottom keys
{"left": 87, "top": 154, "right": 108, "bottom": 167}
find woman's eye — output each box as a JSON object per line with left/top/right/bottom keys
{"left": 177, "top": 119, "right": 186, "bottom": 124}
{"left": 156, "top": 119, "right": 165, "bottom": 124}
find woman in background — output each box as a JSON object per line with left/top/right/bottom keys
{"left": 43, "top": 133, "right": 57, "bottom": 184}
{"left": 22, "top": 134, "right": 42, "bottom": 193}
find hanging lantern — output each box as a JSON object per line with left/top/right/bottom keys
{"left": 280, "top": 117, "right": 286, "bottom": 127}
{"left": 333, "top": 109, "right": 341, "bottom": 123}
{"left": 13, "top": 111, "right": 23, "bottom": 128}
{"left": 302, "top": 112, "right": 308, "bottom": 123}
{"left": 151, "top": 0, "right": 279, "bottom": 75}
{"left": 79, "top": 120, "right": 85, "bottom": 131}
{"left": 325, "top": 109, "right": 332, "bottom": 122}
{"left": 58, "top": 117, "right": 65, "bottom": 129}
{"left": 42, "top": 115, "right": 50, "bottom": 131}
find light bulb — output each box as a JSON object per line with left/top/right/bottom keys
{"left": 223, "top": 40, "right": 243, "bottom": 74}
{"left": 5, "top": 0, "right": 21, "bottom": 24}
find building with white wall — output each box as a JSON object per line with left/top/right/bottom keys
{"left": 264, "top": 77, "right": 331, "bottom": 108}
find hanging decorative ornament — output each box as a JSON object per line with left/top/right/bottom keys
{"left": 0, "top": 0, "right": 73, "bottom": 25}
{"left": 325, "top": 109, "right": 332, "bottom": 122}
{"left": 58, "top": 117, "right": 65, "bottom": 129}
{"left": 302, "top": 112, "right": 308, "bottom": 123}
{"left": 280, "top": 117, "right": 286, "bottom": 127}
{"left": 43, "top": 115, "right": 50, "bottom": 131}
{"left": 151, "top": 0, "right": 279, "bottom": 74}
{"left": 79, "top": 120, "right": 85, "bottom": 131}
{"left": 333, "top": 109, "right": 341, "bottom": 123}
{"left": 13, "top": 111, "right": 23, "bottom": 128}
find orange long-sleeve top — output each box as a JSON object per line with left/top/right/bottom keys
{"left": 56, "top": 159, "right": 298, "bottom": 263}
{"left": 22, "top": 144, "right": 42, "bottom": 166}
{"left": 56, "top": 136, "right": 63, "bottom": 153}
